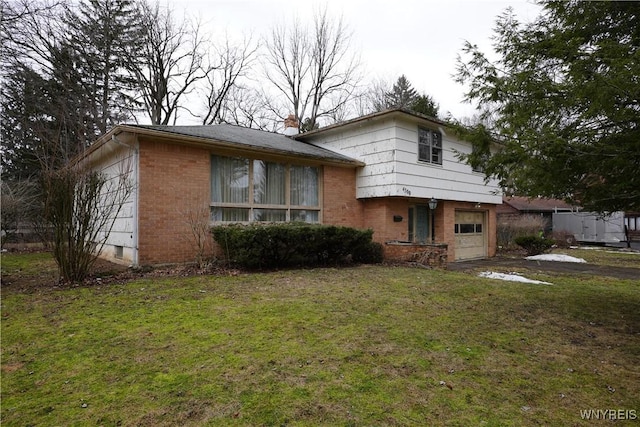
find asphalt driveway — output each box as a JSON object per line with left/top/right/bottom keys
{"left": 448, "top": 256, "right": 640, "bottom": 281}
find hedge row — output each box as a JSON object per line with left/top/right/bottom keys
{"left": 211, "top": 223, "right": 383, "bottom": 269}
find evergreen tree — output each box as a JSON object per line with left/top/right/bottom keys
{"left": 411, "top": 94, "right": 439, "bottom": 118}
{"left": 46, "top": 43, "right": 97, "bottom": 166}
{"left": 385, "top": 75, "right": 418, "bottom": 109}
{"left": 455, "top": 1, "right": 640, "bottom": 212}
{"left": 65, "top": 0, "right": 142, "bottom": 136}
{"left": 1, "top": 0, "right": 144, "bottom": 180}
{"left": 373, "top": 75, "right": 440, "bottom": 117}
{"left": 0, "top": 44, "right": 91, "bottom": 178}
{"left": 0, "top": 65, "right": 48, "bottom": 180}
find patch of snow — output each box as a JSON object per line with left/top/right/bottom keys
{"left": 479, "top": 271, "right": 552, "bottom": 285}
{"left": 526, "top": 254, "right": 587, "bottom": 263}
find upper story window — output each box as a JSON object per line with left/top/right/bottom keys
{"left": 418, "top": 127, "right": 442, "bottom": 165}
{"left": 471, "top": 145, "right": 488, "bottom": 173}
{"left": 211, "top": 155, "right": 320, "bottom": 223}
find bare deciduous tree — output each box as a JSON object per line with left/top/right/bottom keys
{"left": 352, "top": 77, "right": 391, "bottom": 115}
{"left": 218, "top": 85, "right": 278, "bottom": 131}
{"left": 131, "top": 1, "right": 256, "bottom": 126}
{"left": 0, "top": 0, "right": 64, "bottom": 71}
{"left": 263, "top": 7, "right": 360, "bottom": 132}
{"left": 130, "top": 0, "right": 209, "bottom": 125}
{"left": 200, "top": 36, "right": 257, "bottom": 125}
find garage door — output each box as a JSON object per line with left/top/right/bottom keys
{"left": 455, "top": 211, "right": 486, "bottom": 260}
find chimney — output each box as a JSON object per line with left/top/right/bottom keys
{"left": 283, "top": 114, "right": 299, "bottom": 136}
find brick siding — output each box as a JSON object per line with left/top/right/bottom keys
{"left": 322, "top": 166, "right": 363, "bottom": 228}
{"left": 138, "top": 138, "right": 211, "bottom": 265}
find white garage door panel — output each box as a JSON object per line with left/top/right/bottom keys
{"left": 455, "top": 211, "right": 486, "bottom": 260}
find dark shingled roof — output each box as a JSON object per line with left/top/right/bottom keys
{"left": 126, "top": 124, "right": 360, "bottom": 165}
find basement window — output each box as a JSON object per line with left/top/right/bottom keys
{"left": 114, "top": 245, "right": 124, "bottom": 259}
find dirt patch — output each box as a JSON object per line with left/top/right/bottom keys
{"left": 1, "top": 362, "right": 24, "bottom": 373}
{"left": 1, "top": 252, "right": 241, "bottom": 294}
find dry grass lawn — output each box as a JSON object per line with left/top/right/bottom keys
{"left": 1, "top": 251, "right": 639, "bottom": 426}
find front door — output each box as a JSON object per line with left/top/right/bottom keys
{"left": 409, "top": 205, "right": 430, "bottom": 243}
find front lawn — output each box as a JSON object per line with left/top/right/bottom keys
{"left": 552, "top": 247, "right": 640, "bottom": 269}
{"left": 1, "top": 252, "right": 639, "bottom": 426}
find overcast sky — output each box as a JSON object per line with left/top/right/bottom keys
{"left": 170, "top": 0, "right": 542, "bottom": 121}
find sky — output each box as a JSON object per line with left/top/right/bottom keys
{"left": 170, "top": 0, "right": 543, "bottom": 121}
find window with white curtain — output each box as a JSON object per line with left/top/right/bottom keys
{"left": 253, "top": 160, "right": 286, "bottom": 205}
{"left": 211, "top": 155, "right": 320, "bottom": 223}
{"left": 211, "top": 156, "right": 249, "bottom": 221}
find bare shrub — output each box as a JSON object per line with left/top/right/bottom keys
{"left": 552, "top": 230, "right": 577, "bottom": 248}
{"left": 497, "top": 215, "right": 547, "bottom": 250}
{"left": 177, "top": 198, "right": 214, "bottom": 269}
{"left": 43, "top": 161, "right": 133, "bottom": 283}
{"left": 1, "top": 180, "right": 39, "bottom": 247}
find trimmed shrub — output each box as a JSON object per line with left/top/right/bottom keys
{"left": 514, "top": 235, "right": 554, "bottom": 256}
{"left": 353, "top": 241, "right": 384, "bottom": 264}
{"left": 211, "top": 223, "right": 383, "bottom": 269}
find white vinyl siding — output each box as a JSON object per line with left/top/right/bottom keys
{"left": 303, "top": 115, "right": 502, "bottom": 204}
{"left": 88, "top": 141, "right": 138, "bottom": 265}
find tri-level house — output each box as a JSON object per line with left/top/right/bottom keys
{"left": 81, "top": 109, "right": 502, "bottom": 267}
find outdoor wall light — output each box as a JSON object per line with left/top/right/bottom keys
{"left": 428, "top": 198, "right": 438, "bottom": 243}
{"left": 393, "top": 215, "right": 403, "bottom": 222}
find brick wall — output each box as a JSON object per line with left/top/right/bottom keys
{"left": 359, "top": 198, "right": 497, "bottom": 262}
{"left": 362, "top": 198, "right": 411, "bottom": 243}
{"left": 322, "top": 166, "right": 363, "bottom": 229}
{"left": 138, "top": 138, "right": 211, "bottom": 265}
{"left": 383, "top": 242, "right": 448, "bottom": 267}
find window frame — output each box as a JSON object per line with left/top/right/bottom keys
{"left": 470, "top": 145, "right": 489, "bottom": 174}
{"left": 454, "top": 223, "right": 483, "bottom": 235}
{"left": 418, "top": 127, "right": 443, "bottom": 165}
{"left": 210, "top": 154, "right": 322, "bottom": 224}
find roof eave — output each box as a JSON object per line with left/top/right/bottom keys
{"left": 294, "top": 108, "right": 448, "bottom": 140}
{"left": 114, "top": 125, "right": 364, "bottom": 167}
